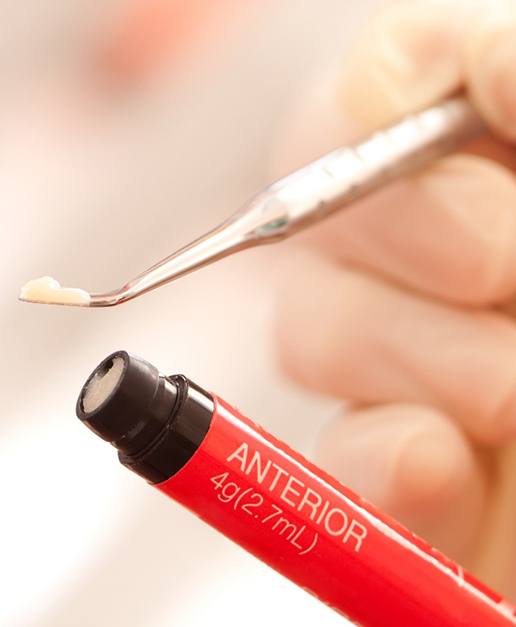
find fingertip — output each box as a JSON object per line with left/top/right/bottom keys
{"left": 394, "top": 425, "right": 472, "bottom": 512}
{"left": 391, "top": 415, "right": 486, "bottom": 559}
{"left": 413, "top": 154, "right": 516, "bottom": 305}
{"left": 314, "top": 404, "right": 486, "bottom": 559}
{"left": 464, "top": 6, "right": 516, "bottom": 141}
{"left": 340, "top": 1, "right": 462, "bottom": 130}
{"left": 273, "top": 2, "right": 468, "bottom": 178}
{"left": 315, "top": 404, "right": 473, "bottom": 514}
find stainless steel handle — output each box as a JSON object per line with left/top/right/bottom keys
{"left": 267, "top": 95, "right": 485, "bottom": 236}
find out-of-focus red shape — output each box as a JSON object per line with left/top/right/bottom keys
{"left": 96, "top": 0, "right": 239, "bottom": 85}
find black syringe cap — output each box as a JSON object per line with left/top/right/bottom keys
{"left": 76, "top": 350, "right": 173, "bottom": 455}
{"left": 76, "top": 351, "right": 213, "bottom": 482}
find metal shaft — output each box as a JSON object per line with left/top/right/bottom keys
{"left": 261, "top": 95, "right": 485, "bottom": 237}
{"left": 92, "top": 95, "right": 485, "bottom": 306}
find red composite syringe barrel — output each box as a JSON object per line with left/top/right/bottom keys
{"left": 77, "top": 351, "right": 516, "bottom": 627}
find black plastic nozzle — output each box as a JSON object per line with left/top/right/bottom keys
{"left": 76, "top": 351, "right": 213, "bottom": 483}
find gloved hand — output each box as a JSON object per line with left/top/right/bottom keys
{"left": 275, "top": 0, "right": 516, "bottom": 599}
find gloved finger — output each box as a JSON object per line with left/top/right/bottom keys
{"left": 309, "top": 154, "right": 516, "bottom": 307}
{"left": 315, "top": 402, "right": 487, "bottom": 561}
{"left": 464, "top": 0, "right": 516, "bottom": 141}
{"left": 339, "top": 0, "right": 463, "bottom": 130}
{"left": 271, "top": 4, "right": 516, "bottom": 308}
{"left": 276, "top": 250, "right": 516, "bottom": 444}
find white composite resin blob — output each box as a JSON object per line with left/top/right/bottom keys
{"left": 19, "top": 276, "right": 90, "bottom": 305}
{"left": 82, "top": 357, "right": 125, "bottom": 413}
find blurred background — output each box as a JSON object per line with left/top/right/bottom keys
{"left": 0, "top": 1, "right": 379, "bottom": 625}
